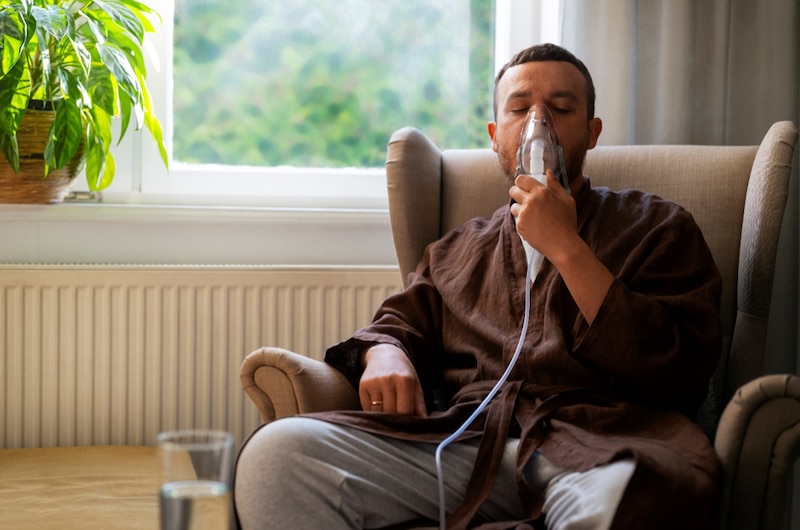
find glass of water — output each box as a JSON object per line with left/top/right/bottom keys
{"left": 157, "top": 430, "right": 234, "bottom": 530}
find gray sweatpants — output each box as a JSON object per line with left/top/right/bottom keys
{"left": 234, "top": 417, "right": 634, "bottom": 529}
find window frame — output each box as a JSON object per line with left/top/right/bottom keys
{"left": 80, "top": 1, "right": 488, "bottom": 208}
{"left": 4, "top": 2, "right": 545, "bottom": 267}
{"left": 80, "top": 0, "right": 546, "bottom": 209}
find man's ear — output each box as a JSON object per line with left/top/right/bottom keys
{"left": 587, "top": 117, "right": 602, "bottom": 150}
{"left": 488, "top": 121, "right": 498, "bottom": 152}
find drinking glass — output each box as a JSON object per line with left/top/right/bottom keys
{"left": 157, "top": 430, "right": 234, "bottom": 530}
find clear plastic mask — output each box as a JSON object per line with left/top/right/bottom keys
{"left": 515, "top": 104, "right": 569, "bottom": 192}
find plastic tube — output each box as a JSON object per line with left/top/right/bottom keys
{"left": 434, "top": 252, "right": 535, "bottom": 529}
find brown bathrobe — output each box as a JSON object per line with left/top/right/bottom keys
{"left": 317, "top": 177, "right": 723, "bottom": 530}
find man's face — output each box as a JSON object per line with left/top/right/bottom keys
{"left": 488, "top": 61, "right": 602, "bottom": 187}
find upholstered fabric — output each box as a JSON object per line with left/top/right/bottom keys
{"left": 715, "top": 374, "right": 800, "bottom": 530}
{"left": 241, "top": 346, "right": 360, "bottom": 419}
{"left": 0, "top": 446, "right": 159, "bottom": 530}
{"left": 238, "top": 121, "right": 799, "bottom": 529}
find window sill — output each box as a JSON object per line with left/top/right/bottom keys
{"left": 0, "top": 201, "right": 396, "bottom": 267}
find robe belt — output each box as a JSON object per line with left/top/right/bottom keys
{"left": 446, "top": 384, "right": 621, "bottom": 529}
{"left": 446, "top": 379, "right": 523, "bottom": 530}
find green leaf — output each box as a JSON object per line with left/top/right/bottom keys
{"left": 140, "top": 80, "right": 167, "bottom": 167}
{"left": 89, "top": 104, "right": 113, "bottom": 153}
{"left": 115, "top": 0, "right": 161, "bottom": 32}
{"left": 97, "top": 42, "right": 144, "bottom": 129}
{"left": 88, "top": 69, "right": 117, "bottom": 116}
{"left": 84, "top": 134, "right": 104, "bottom": 188}
{"left": 30, "top": 5, "right": 69, "bottom": 41}
{"left": 105, "top": 27, "right": 146, "bottom": 75}
{"left": 92, "top": 149, "right": 115, "bottom": 191}
{"left": 54, "top": 64, "right": 82, "bottom": 104}
{"left": 117, "top": 89, "right": 131, "bottom": 139}
{"left": 44, "top": 98, "right": 82, "bottom": 172}
{"left": 0, "top": 129, "right": 20, "bottom": 172}
{"left": 80, "top": 13, "right": 107, "bottom": 47}
{"left": 68, "top": 32, "right": 92, "bottom": 78}
{"left": 32, "top": 22, "right": 54, "bottom": 100}
{"left": 0, "top": 56, "right": 31, "bottom": 136}
{"left": 84, "top": 130, "right": 115, "bottom": 191}
{"left": 90, "top": 0, "right": 147, "bottom": 42}
{"left": 0, "top": 6, "right": 27, "bottom": 77}
{"left": 97, "top": 41, "right": 141, "bottom": 99}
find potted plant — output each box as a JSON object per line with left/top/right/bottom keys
{"left": 0, "top": 0, "right": 168, "bottom": 203}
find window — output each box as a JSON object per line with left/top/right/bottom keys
{"left": 173, "top": 1, "right": 495, "bottom": 169}
{"left": 90, "top": 0, "right": 499, "bottom": 208}
{"left": 8, "top": 2, "right": 551, "bottom": 266}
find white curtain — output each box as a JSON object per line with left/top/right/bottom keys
{"left": 553, "top": 0, "right": 800, "bottom": 375}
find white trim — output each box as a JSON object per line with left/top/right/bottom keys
{"left": 126, "top": 164, "right": 388, "bottom": 209}
{"left": 0, "top": 203, "right": 395, "bottom": 266}
{"left": 494, "top": 0, "right": 536, "bottom": 72}
{"left": 494, "top": 0, "right": 561, "bottom": 74}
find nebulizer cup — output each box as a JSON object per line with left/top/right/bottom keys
{"left": 515, "top": 104, "right": 569, "bottom": 192}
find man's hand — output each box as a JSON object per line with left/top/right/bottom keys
{"left": 509, "top": 170, "right": 613, "bottom": 324}
{"left": 509, "top": 169, "right": 578, "bottom": 260}
{"left": 360, "top": 344, "right": 428, "bottom": 417}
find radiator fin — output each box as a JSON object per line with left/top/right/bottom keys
{"left": 1, "top": 267, "right": 401, "bottom": 449}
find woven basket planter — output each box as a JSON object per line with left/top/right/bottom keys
{"left": 0, "top": 108, "right": 81, "bottom": 204}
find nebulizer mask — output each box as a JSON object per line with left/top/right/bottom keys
{"left": 515, "top": 104, "right": 570, "bottom": 192}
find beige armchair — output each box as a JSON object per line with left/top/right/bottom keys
{"left": 241, "top": 121, "right": 800, "bottom": 530}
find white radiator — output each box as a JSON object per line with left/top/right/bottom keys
{"left": 0, "top": 265, "right": 402, "bottom": 450}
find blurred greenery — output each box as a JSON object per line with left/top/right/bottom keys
{"left": 172, "top": 1, "right": 495, "bottom": 168}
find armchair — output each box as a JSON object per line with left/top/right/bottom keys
{"left": 241, "top": 121, "right": 800, "bottom": 530}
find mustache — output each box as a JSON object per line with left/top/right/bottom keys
{"left": 498, "top": 147, "right": 587, "bottom": 186}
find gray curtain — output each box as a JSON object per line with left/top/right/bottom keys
{"left": 557, "top": 0, "right": 799, "bottom": 373}
{"left": 559, "top": 1, "right": 799, "bottom": 144}
{"left": 555, "top": 2, "right": 800, "bottom": 527}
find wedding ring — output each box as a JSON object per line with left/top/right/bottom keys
{"left": 370, "top": 400, "right": 383, "bottom": 406}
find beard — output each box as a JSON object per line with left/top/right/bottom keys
{"left": 495, "top": 134, "right": 523, "bottom": 185}
{"left": 562, "top": 147, "right": 588, "bottom": 187}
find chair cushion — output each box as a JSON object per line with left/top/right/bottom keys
{"left": 0, "top": 446, "right": 159, "bottom": 530}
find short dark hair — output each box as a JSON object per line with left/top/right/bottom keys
{"left": 493, "top": 43, "right": 596, "bottom": 121}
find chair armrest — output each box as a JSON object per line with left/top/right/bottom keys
{"left": 714, "top": 374, "right": 800, "bottom": 530}
{"left": 240, "top": 347, "right": 361, "bottom": 422}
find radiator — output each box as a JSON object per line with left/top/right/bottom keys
{"left": 0, "top": 265, "right": 402, "bottom": 450}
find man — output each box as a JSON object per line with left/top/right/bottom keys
{"left": 235, "top": 43, "right": 722, "bottom": 530}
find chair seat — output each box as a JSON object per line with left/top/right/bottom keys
{"left": 0, "top": 446, "right": 159, "bottom": 530}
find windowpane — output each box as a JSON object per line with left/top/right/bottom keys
{"left": 173, "top": 1, "right": 495, "bottom": 169}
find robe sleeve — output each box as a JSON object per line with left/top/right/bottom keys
{"left": 324, "top": 257, "right": 446, "bottom": 390}
{"left": 571, "top": 208, "right": 722, "bottom": 415}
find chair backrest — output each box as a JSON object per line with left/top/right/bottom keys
{"left": 385, "top": 121, "right": 797, "bottom": 419}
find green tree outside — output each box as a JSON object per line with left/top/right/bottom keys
{"left": 173, "top": 1, "right": 495, "bottom": 169}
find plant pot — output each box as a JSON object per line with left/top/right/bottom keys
{"left": 0, "top": 108, "right": 81, "bottom": 204}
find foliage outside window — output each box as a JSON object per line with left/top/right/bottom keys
{"left": 172, "top": 0, "right": 495, "bottom": 169}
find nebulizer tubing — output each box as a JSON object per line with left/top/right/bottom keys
{"left": 434, "top": 104, "right": 566, "bottom": 529}
{"left": 434, "top": 255, "right": 534, "bottom": 529}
